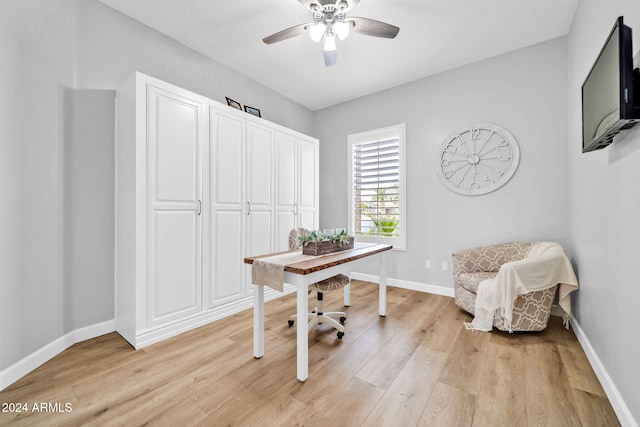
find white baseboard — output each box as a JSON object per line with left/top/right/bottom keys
{"left": 570, "top": 317, "right": 638, "bottom": 427}
{"left": 350, "top": 272, "right": 455, "bottom": 297}
{"left": 0, "top": 319, "right": 115, "bottom": 392}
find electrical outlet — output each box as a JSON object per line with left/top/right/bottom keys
{"left": 441, "top": 261, "right": 448, "bottom": 271}
{"left": 425, "top": 259, "right": 431, "bottom": 269}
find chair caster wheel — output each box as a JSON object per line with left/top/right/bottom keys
{"left": 339, "top": 316, "right": 346, "bottom": 324}
{"left": 337, "top": 331, "right": 344, "bottom": 339}
{"left": 288, "top": 320, "right": 294, "bottom": 327}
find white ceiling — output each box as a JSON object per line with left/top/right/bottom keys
{"left": 98, "top": 0, "right": 579, "bottom": 111}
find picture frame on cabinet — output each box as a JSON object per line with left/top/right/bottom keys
{"left": 244, "top": 105, "right": 261, "bottom": 117}
{"left": 226, "top": 97, "right": 242, "bottom": 110}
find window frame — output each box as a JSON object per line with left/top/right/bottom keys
{"left": 347, "top": 123, "right": 406, "bottom": 251}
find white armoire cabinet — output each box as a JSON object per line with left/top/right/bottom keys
{"left": 116, "top": 73, "right": 318, "bottom": 348}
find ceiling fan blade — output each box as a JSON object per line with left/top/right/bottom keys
{"left": 348, "top": 17, "right": 400, "bottom": 39}
{"left": 323, "top": 49, "right": 337, "bottom": 66}
{"left": 263, "top": 23, "right": 309, "bottom": 44}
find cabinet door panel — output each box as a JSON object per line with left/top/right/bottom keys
{"left": 150, "top": 90, "right": 199, "bottom": 203}
{"left": 212, "top": 112, "right": 243, "bottom": 206}
{"left": 297, "top": 140, "right": 318, "bottom": 230}
{"left": 211, "top": 211, "right": 244, "bottom": 306}
{"left": 246, "top": 124, "right": 272, "bottom": 208}
{"left": 298, "top": 140, "right": 317, "bottom": 210}
{"left": 277, "top": 211, "right": 296, "bottom": 252}
{"left": 147, "top": 85, "right": 202, "bottom": 328}
{"left": 298, "top": 210, "right": 316, "bottom": 232}
{"left": 208, "top": 108, "right": 245, "bottom": 308}
{"left": 275, "top": 132, "right": 296, "bottom": 249}
{"left": 246, "top": 210, "right": 273, "bottom": 293}
{"left": 276, "top": 132, "right": 296, "bottom": 207}
{"left": 149, "top": 211, "right": 201, "bottom": 324}
{"left": 247, "top": 211, "right": 273, "bottom": 256}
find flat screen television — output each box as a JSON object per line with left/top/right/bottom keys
{"left": 582, "top": 16, "right": 640, "bottom": 153}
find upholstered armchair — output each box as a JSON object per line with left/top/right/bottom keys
{"left": 453, "top": 242, "right": 558, "bottom": 332}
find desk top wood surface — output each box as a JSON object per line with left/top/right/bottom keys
{"left": 243, "top": 243, "right": 392, "bottom": 275}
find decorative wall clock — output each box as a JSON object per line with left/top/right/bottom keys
{"left": 436, "top": 123, "right": 520, "bottom": 195}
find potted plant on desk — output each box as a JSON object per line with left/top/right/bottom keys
{"left": 298, "top": 229, "right": 354, "bottom": 256}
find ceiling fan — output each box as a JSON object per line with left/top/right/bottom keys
{"left": 263, "top": 0, "right": 400, "bottom": 67}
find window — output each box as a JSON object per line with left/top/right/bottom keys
{"left": 348, "top": 124, "right": 406, "bottom": 250}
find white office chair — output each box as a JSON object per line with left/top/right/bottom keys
{"left": 287, "top": 228, "right": 349, "bottom": 339}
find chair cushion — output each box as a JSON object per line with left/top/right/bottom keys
{"left": 310, "top": 274, "right": 350, "bottom": 291}
{"left": 458, "top": 271, "right": 497, "bottom": 294}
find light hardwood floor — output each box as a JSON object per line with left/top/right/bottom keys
{"left": 0, "top": 281, "right": 619, "bottom": 426}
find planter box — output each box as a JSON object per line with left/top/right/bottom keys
{"left": 302, "top": 237, "right": 354, "bottom": 256}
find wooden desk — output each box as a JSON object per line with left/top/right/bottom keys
{"left": 244, "top": 243, "right": 393, "bottom": 381}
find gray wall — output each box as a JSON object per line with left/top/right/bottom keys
{"left": 75, "top": 0, "right": 314, "bottom": 136}
{"left": 314, "top": 37, "right": 570, "bottom": 287}
{"left": 0, "top": 0, "right": 314, "bottom": 372}
{"left": 0, "top": 0, "right": 76, "bottom": 371}
{"left": 567, "top": 0, "right": 640, "bottom": 420}
{"left": 63, "top": 88, "right": 115, "bottom": 332}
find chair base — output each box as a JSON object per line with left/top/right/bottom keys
{"left": 288, "top": 310, "right": 346, "bottom": 338}
{"left": 287, "top": 287, "right": 348, "bottom": 339}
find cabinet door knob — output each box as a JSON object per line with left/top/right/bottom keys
{"left": 247, "top": 201, "right": 251, "bottom": 215}
{"left": 197, "top": 200, "right": 202, "bottom": 215}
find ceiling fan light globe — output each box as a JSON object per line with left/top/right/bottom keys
{"left": 323, "top": 32, "right": 337, "bottom": 51}
{"left": 333, "top": 21, "right": 350, "bottom": 40}
{"left": 308, "top": 22, "right": 326, "bottom": 43}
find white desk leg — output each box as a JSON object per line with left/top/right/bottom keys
{"left": 344, "top": 280, "right": 351, "bottom": 307}
{"left": 379, "top": 253, "right": 387, "bottom": 317}
{"left": 296, "top": 279, "right": 309, "bottom": 381}
{"left": 253, "top": 284, "right": 265, "bottom": 358}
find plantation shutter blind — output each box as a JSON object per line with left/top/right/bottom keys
{"left": 351, "top": 137, "right": 400, "bottom": 238}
